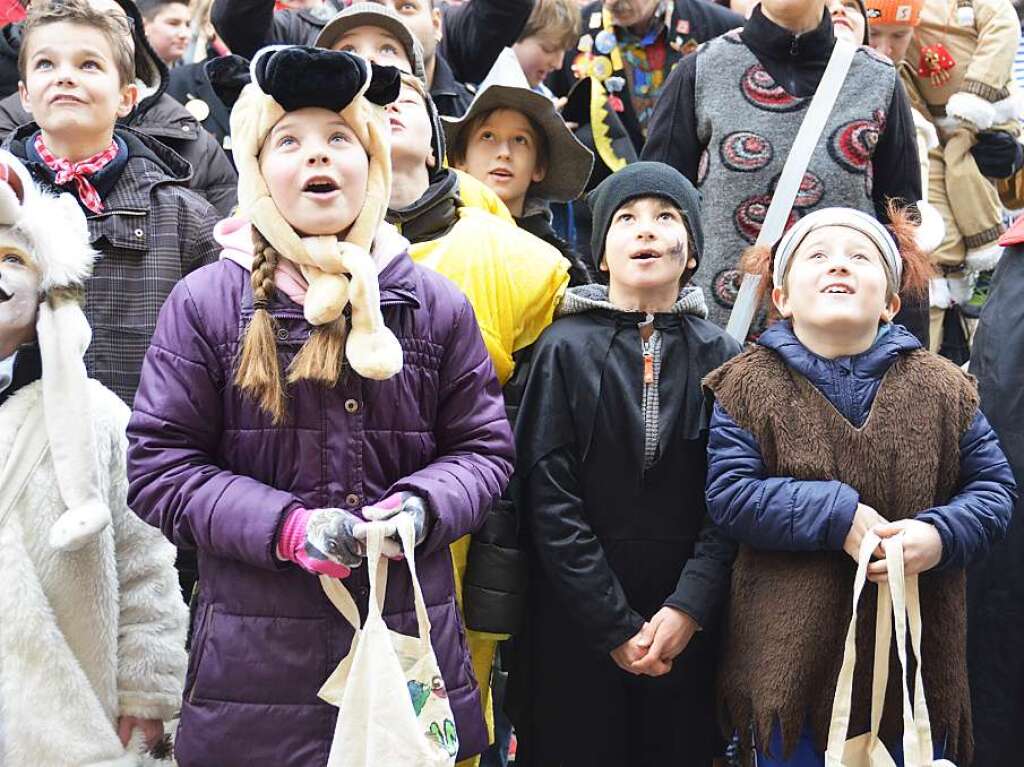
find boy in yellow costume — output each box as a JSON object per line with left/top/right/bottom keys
{"left": 386, "top": 71, "right": 590, "bottom": 764}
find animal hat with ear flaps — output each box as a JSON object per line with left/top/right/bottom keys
{"left": 0, "top": 151, "right": 110, "bottom": 551}
{"left": 231, "top": 45, "right": 404, "bottom": 381}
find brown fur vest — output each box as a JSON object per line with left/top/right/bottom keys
{"left": 705, "top": 345, "right": 979, "bottom": 762}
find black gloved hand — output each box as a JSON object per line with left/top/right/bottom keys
{"left": 970, "top": 130, "right": 1024, "bottom": 179}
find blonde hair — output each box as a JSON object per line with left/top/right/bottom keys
{"left": 518, "top": 0, "right": 583, "bottom": 51}
{"left": 233, "top": 228, "right": 349, "bottom": 424}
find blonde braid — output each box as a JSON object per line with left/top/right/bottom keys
{"left": 287, "top": 318, "right": 347, "bottom": 386}
{"left": 234, "top": 228, "right": 287, "bottom": 423}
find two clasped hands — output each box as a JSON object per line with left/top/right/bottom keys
{"left": 609, "top": 502, "right": 944, "bottom": 680}
{"left": 277, "top": 491, "right": 429, "bottom": 578}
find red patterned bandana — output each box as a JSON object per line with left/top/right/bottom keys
{"left": 33, "top": 134, "right": 119, "bottom": 214}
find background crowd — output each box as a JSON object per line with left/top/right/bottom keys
{"left": 0, "top": 0, "right": 1022, "bottom": 765}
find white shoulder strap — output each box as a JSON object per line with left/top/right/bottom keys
{"left": 726, "top": 39, "right": 859, "bottom": 342}
{"left": 0, "top": 397, "right": 50, "bottom": 530}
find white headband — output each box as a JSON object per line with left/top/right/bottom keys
{"left": 773, "top": 207, "right": 903, "bottom": 289}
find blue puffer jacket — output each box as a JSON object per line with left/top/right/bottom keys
{"left": 706, "top": 321, "right": 1017, "bottom": 570}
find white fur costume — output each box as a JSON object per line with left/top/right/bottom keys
{"left": 0, "top": 153, "right": 187, "bottom": 765}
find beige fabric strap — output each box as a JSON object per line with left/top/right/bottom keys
{"left": 320, "top": 516, "right": 432, "bottom": 650}
{"left": 0, "top": 398, "right": 48, "bottom": 531}
{"left": 826, "top": 531, "right": 883, "bottom": 762}
{"left": 826, "top": 531, "right": 947, "bottom": 767}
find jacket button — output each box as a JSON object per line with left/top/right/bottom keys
{"left": 344, "top": 399, "right": 360, "bottom": 414}
{"left": 345, "top": 493, "right": 360, "bottom": 508}
{"left": 276, "top": 328, "right": 288, "bottom": 340}
{"left": 133, "top": 228, "right": 144, "bottom": 238}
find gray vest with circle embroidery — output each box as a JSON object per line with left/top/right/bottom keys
{"left": 693, "top": 30, "right": 896, "bottom": 328}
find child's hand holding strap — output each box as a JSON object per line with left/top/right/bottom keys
{"left": 359, "top": 492, "right": 430, "bottom": 560}
{"left": 843, "top": 503, "right": 888, "bottom": 562}
{"left": 867, "top": 519, "right": 944, "bottom": 583}
{"left": 277, "top": 507, "right": 366, "bottom": 578}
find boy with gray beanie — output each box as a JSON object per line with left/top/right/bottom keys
{"left": 510, "top": 161, "right": 740, "bottom": 765}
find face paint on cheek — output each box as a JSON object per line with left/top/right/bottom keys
{"left": 666, "top": 237, "right": 687, "bottom": 264}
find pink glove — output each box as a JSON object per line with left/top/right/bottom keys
{"left": 276, "top": 508, "right": 361, "bottom": 578}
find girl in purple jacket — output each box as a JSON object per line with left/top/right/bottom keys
{"left": 124, "top": 47, "right": 514, "bottom": 766}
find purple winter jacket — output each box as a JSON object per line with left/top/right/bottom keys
{"left": 125, "top": 250, "right": 514, "bottom": 766}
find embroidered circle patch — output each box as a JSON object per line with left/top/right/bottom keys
{"left": 720, "top": 131, "right": 774, "bottom": 172}
{"left": 734, "top": 193, "right": 801, "bottom": 244}
{"left": 769, "top": 171, "right": 825, "bottom": 209}
{"left": 712, "top": 268, "right": 743, "bottom": 308}
{"left": 828, "top": 118, "right": 880, "bottom": 173}
{"left": 740, "top": 65, "right": 803, "bottom": 113}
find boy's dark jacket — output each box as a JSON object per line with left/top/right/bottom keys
{"left": 967, "top": 224, "right": 1024, "bottom": 767}
{"left": 3, "top": 123, "right": 221, "bottom": 404}
{"left": 704, "top": 320, "right": 1016, "bottom": 760}
{"left": 515, "top": 284, "right": 741, "bottom": 652}
{"left": 0, "top": 13, "right": 238, "bottom": 215}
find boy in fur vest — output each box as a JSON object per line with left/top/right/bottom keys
{"left": 703, "top": 206, "right": 1016, "bottom": 767}
{"left": 0, "top": 151, "right": 187, "bottom": 765}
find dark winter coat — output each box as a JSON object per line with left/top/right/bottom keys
{"left": 549, "top": 0, "right": 742, "bottom": 153}
{"left": 0, "top": 92, "right": 237, "bottom": 216}
{"left": 3, "top": 123, "right": 222, "bottom": 405}
{"left": 966, "top": 221, "right": 1024, "bottom": 767}
{"left": 210, "top": 0, "right": 532, "bottom": 116}
{"left": 705, "top": 321, "right": 1015, "bottom": 762}
{"left": 125, "top": 252, "right": 515, "bottom": 766}
{"left": 167, "top": 60, "right": 234, "bottom": 164}
{"left": 509, "top": 284, "right": 740, "bottom": 761}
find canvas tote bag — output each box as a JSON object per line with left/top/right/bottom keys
{"left": 824, "top": 531, "right": 957, "bottom": 767}
{"left": 318, "top": 516, "right": 458, "bottom": 767}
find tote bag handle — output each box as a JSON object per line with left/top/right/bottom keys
{"left": 320, "top": 516, "right": 433, "bottom": 651}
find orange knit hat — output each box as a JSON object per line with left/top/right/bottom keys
{"left": 865, "top": 0, "right": 924, "bottom": 25}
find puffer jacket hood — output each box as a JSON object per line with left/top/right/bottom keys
{"left": 756, "top": 319, "right": 922, "bottom": 426}
{"left": 557, "top": 282, "right": 708, "bottom": 320}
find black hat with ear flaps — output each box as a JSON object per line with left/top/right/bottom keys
{"left": 208, "top": 46, "right": 401, "bottom": 113}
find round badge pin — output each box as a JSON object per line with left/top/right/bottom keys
{"left": 594, "top": 29, "right": 617, "bottom": 55}
{"left": 589, "top": 56, "right": 614, "bottom": 80}
{"left": 605, "top": 76, "right": 626, "bottom": 93}
{"left": 185, "top": 98, "right": 211, "bottom": 122}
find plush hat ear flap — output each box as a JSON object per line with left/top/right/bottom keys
{"left": 206, "top": 54, "right": 252, "bottom": 111}
{"left": 365, "top": 63, "right": 402, "bottom": 106}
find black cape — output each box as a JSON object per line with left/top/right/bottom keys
{"left": 967, "top": 244, "right": 1024, "bottom": 767}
